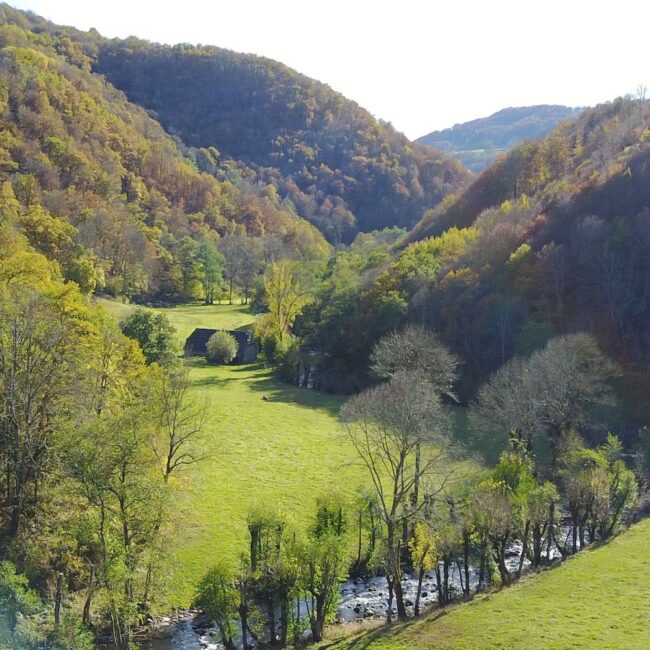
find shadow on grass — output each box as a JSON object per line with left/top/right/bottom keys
{"left": 320, "top": 609, "right": 451, "bottom": 649}
{"left": 186, "top": 358, "right": 343, "bottom": 416}
{"left": 245, "top": 370, "right": 343, "bottom": 417}
{"left": 191, "top": 375, "right": 240, "bottom": 388}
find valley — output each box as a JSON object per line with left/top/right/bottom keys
{"left": 0, "top": 3, "right": 648, "bottom": 650}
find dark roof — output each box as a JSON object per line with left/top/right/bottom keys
{"left": 184, "top": 328, "right": 255, "bottom": 359}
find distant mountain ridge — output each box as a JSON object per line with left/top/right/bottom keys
{"left": 418, "top": 105, "right": 583, "bottom": 172}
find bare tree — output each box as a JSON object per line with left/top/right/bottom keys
{"left": 370, "top": 324, "right": 459, "bottom": 399}
{"left": 470, "top": 333, "right": 618, "bottom": 463}
{"left": 470, "top": 356, "right": 541, "bottom": 451}
{"left": 153, "top": 364, "right": 209, "bottom": 482}
{"left": 341, "top": 372, "right": 452, "bottom": 622}
{"left": 370, "top": 325, "right": 459, "bottom": 550}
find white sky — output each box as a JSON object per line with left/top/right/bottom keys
{"left": 6, "top": 0, "right": 649, "bottom": 139}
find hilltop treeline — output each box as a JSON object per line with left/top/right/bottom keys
{"left": 91, "top": 40, "right": 468, "bottom": 242}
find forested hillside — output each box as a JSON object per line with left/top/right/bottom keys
{"left": 90, "top": 40, "right": 468, "bottom": 241}
{"left": 418, "top": 105, "right": 581, "bottom": 172}
{"left": 298, "top": 99, "right": 650, "bottom": 428}
{"left": 0, "top": 4, "right": 329, "bottom": 303}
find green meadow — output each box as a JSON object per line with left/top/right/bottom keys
{"left": 95, "top": 299, "right": 364, "bottom": 606}
{"left": 94, "top": 298, "right": 256, "bottom": 344}
{"left": 320, "top": 518, "right": 650, "bottom": 650}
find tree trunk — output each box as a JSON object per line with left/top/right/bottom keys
{"left": 387, "top": 526, "right": 407, "bottom": 621}
{"left": 238, "top": 579, "right": 251, "bottom": 650}
{"left": 267, "top": 601, "right": 275, "bottom": 645}
{"left": 394, "top": 576, "right": 408, "bottom": 621}
{"left": 546, "top": 502, "right": 555, "bottom": 562}
{"left": 280, "top": 597, "right": 289, "bottom": 647}
{"left": 494, "top": 536, "right": 510, "bottom": 586}
{"left": 414, "top": 567, "right": 424, "bottom": 616}
{"left": 54, "top": 572, "right": 63, "bottom": 625}
{"left": 462, "top": 532, "right": 471, "bottom": 596}
{"left": 8, "top": 493, "right": 22, "bottom": 537}
{"left": 517, "top": 521, "right": 530, "bottom": 579}
{"left": 82, "top": 565, "right": 95, "bottom": 626}
{"left": 356, "top": 511, "right": 363, "bottom": 567}
{"left": 443, "top": 560, "right": 450, "bottom": 604}
{"left": 478, "top": 540, "right": 487, "bottom": 591}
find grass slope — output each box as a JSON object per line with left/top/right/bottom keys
{"left": 321, "top": 519, "right": 650, "bottom": 650}
{"left": 169, "top": 358, "right": 359, "bottom": 606}
{"left": 94, "top": 298, "right": 255, "bottom": 344}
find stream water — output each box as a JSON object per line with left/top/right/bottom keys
{"left": 131, "top": 532, "right": 576, "bottom": 649}
{"left": 135, "top": 620, "right": 220, "bottom": 650}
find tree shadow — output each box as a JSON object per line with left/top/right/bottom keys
{"left": 191, "top": 375, "right": 239, "bottom": 388}
{"left": 319, "top": 609, "right": 451, "bottom": 649}
{"left": 246, "top": 371, "right": 344, "bottom": 417}
{"left": 319, "top": 622, "right": 405, "bottom": 650}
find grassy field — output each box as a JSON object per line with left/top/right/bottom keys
{"left": 94, "top": 297, "right": 255, "bottom": 344}
{"left": 168, "top": 357, "right": 365, "bottom": 606}
{"left": 95, "top": 298, "right": 479, "bottom": 608}
{"left": 320, "top": 519, "right": 650, "bottom": 650}
{"left": 95, "top": 298, "right": 366, "bottom": 606}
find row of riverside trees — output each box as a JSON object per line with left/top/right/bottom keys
{"left": 195, "top": 324, "right": 639, "bottom": 645}
{"left": 195, "top": 495, "right": 349, "bottom": 648}
{"left": 0, "top": 224, "right": 208, "bottom": 648}
{"left": 341, "top": 326, "right": 638, "bottom": 622}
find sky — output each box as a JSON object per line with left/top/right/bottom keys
{"left": 6, "top": 0, "right": 649, "bottom": 139}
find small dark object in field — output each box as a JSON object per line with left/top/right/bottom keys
{"left": 262, "top": 396, "right": 269, "bottom": 401}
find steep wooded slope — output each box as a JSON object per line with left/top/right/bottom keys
{"left": 410, "top": 99, "right": 650, "bottom": 242}
{"left": 299, "top": 99, "right": 650, "bottom": 412}
{"left": 401, "top": 98, "right": 650, "bottom": 407}
{"left": 418, "top": 105, "right": 581, "bottom": 172}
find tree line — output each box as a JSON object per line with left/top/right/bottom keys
{"left": 0, "top": 223, "right": 207, "bottom": 648}
{"left": 194, "top": 324, "right": 639, "bottom": 646}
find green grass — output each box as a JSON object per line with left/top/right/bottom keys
{"left": 96, "top": 298, "right": 366, "bottom": 606}
{"left": 94, "top": 297, "right": 255, "bottom": 345}
{"left": 320, "top": 519, "right": 650, "bottom": 649}
{"left": 168, "top": 358, "right": 362, "bottom": 605}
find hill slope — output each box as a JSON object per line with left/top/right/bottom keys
{"left": 418, "top": 105, "right": 582, "bottom": 172}
{"left": 410, "top": 98, "right": 650, "bottom": 243}
{"left": 89, "top": 39, "right": 469, "bottom": 242}
{"left": 0, "top": 4, "right": 329, "bottom": 301}
{"left": 323, "top": 519, "right": 650, "bottom": 649}
{"left": 295, "top": 99, "right": 650, "bottom": 408}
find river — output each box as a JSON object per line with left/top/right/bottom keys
{"left": 131, "top": 531, "right": 575, "bottom": 649}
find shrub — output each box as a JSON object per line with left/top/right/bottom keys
{"left": 120, "top": 308, "right": 176, "bottom": 365}
{"left": 206, "top": 331, "right": 238, "bottom": 365}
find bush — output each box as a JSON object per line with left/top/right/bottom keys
{"left": 206, "top": 331, "right": 238, "bottom": 365}
{"left": 120, "top": 308, "right": 177, "bottom": 365}
{"left": 0, "top": 561, "right": 39, "bottom": 641}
